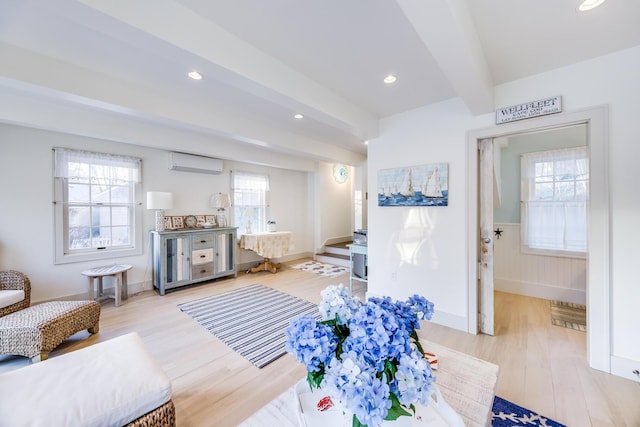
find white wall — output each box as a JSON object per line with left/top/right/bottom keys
{"left": 494, "top": 223, "right": 587, "bottom": 304}
{"left": 313, "top": 161, "right": 354, "bottom": 252}
{"left": 0, "top": 124, "right": 317, "bottom": 301}
{"left": 368, "top": 98, "right": 488, "bottom": 330}
{"left": 369, "top": 46, "right": 640, "bottom": 379}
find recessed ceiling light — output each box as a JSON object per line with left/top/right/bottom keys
{"left": 578, "top": 0, "right": 606, "bottom": 11}
{"left": 383, "top": 74, "right": 397, "bottom": 84}
{"left": 188, "top": 71, "right": 203, "bottom": 80}
{"left": 294, "top": 114, "right": 304, "bottom": 119}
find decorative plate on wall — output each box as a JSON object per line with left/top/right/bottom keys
{"left": 333, "top": 164, "right": 348, "bottom": 184}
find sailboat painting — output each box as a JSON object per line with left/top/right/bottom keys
{"left": 377, "top": 163, "right": 449, "bottom": 207}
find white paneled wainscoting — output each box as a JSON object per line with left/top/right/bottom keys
{"left": 493, "top": 223, "right": 586, "bottom": 305}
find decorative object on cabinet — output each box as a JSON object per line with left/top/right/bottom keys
{"left": 377, "top": 163, "right": 449, "bottom": 207}
{"left": 147, "top": 191, "right": 174, "bottom": 231}
{"left": 164, "top": 215, "right": 227, "bottom": 229}
{"left": 163, "top": 216, "right": 173, "bottom": 230}
{"left": 184, "top": 215, "right": 198, "bottom": 228}
{"left": 171, "top": 216, "right": 184, "bottom": 229}
{"left": 151, "top": 228, "right": 237, "bottom": 295}
{"left": 210, "top": 192, "right": 231, "bottom": 227}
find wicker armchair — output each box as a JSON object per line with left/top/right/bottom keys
{"left": 0, "top": 270, "right": 31, "bottom": 317}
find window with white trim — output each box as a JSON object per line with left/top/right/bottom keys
{"left": 232, "top": 171, "right": 269, "bottom": 237}
{"left": 53, "top": 147, "right": 142, "bottom": 264}
{"left": 520, "top": 147, "right": 588, "bottom": 257}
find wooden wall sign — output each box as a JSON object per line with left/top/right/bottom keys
{"left": 495, "top": 96, "right": 562, "bottom": 124}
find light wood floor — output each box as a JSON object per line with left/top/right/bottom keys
{"left": 1, "top": 259, "right": 639, "bottom": 426}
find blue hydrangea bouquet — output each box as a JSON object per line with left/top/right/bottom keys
{"left": 285, "top": 284, "right": 436, "bottom": 427}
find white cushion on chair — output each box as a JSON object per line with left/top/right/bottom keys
{"left": 0, "top": 332, "right": 172, "bottom": 427}
{"left": 0, "top": 290, "right": 24, "bottom": 309}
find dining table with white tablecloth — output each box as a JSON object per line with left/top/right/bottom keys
{"left": 240, "top": 231, "right": 294, "bottom": 273}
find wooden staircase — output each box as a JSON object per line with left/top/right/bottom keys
{"left": 315, "top": 242, "right": 351, "bottom": 267}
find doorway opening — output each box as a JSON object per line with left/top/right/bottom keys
{"left": 466, "top": 106, "right": 610, "bottom": 373}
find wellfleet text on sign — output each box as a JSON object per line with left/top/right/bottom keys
{"left": 495, "top": 96, "right": 562, "bottom": 124}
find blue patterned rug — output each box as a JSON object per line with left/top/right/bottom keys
{"left": 492, "top": 396, "right": 566, "bottom": 427}
{"left": 290, "top": 260, "right": 349, "bottom": 277}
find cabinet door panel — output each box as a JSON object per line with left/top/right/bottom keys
{"left": 215, "top": 232, "right": 235, "bottom": 275}
{"left": 166, "top": 236, "right": 189, "bottom": 284}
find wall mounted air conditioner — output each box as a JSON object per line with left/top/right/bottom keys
{"left": 168, "top": 152, "right": 223, "bottom": 174}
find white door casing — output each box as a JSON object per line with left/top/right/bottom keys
{"left": 467, "top": 105, "right": 610, "bottom": 373}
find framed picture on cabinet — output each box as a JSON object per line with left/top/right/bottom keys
{"left": 196, "top": 215, "right": 206, "bottom": 227}
{"left": 163, "top": 216, "right": 173, "bottom": 230}
{"left": 172, "top": 216, "right": 184, "bottom": 229}
{"left": 205, "top": 215, "right": 217, "bottom": 225}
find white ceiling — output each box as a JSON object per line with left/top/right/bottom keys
{"left": 1, "top": 0, "right": 639, "bottom": 165}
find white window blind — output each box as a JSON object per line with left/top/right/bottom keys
{"left": 520, "top": 147, "right": 588, "bottom": 255}
{"left": 53, "top": 147, "right": 142, "bottom": 263}
{"left": 232, "top": 171, "right": 269, "bottom": 237}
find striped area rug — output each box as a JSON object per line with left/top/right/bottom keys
{"left": 178, "top": 284, "right": 319, "bottom": 368}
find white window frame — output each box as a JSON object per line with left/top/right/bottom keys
{"left": 231, "top": 171, "right": 269, "bottom": 238}
{"left": 520, "top": 146, "right": 588, "bottom": 259}
{"left": 53, "top": 147, "right": 143, "bottom": 264}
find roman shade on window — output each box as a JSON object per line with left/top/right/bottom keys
{"left": 53, "top": 147, "right": 141, "bottom": 183}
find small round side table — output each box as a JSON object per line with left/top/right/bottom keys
{"left": 81, "top": 264, "right": 132, "bottom": 307}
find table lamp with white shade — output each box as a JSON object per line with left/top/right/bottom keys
{"left": 210, "top": 192, "right": 231, "bottom": 227}
{"left": 147, "top": 191, "right": 174, "bottom": 231}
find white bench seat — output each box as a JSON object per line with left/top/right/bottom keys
{"left": 0, "top": 332, "right": 174, "bottom": 427}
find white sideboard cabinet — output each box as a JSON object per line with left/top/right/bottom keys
{"left": 151, "top": 228, "right": 237, "bottom": 295}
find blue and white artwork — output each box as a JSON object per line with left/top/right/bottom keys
{"left": 377, "top": 163, "right": 449, "bottom": 207}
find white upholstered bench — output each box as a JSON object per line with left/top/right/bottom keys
{"left": 0, "top": 332, "right": 175, "bottom": 427}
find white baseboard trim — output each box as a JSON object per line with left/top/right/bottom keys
{"left": 495, "top": 278, "right": 586, "bottom": 305}
{"left": 611, "top": 355, "right": 640, "bottom": 382}
{"left": 430, "top": 310, "right": 468, "bottom": 332}
{"left": 36, "top": 280, "right": 153, "bottom": 304}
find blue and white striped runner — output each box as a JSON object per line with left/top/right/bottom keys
{"left": 178, "top": 284, "right": 319, "bottom": 368}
